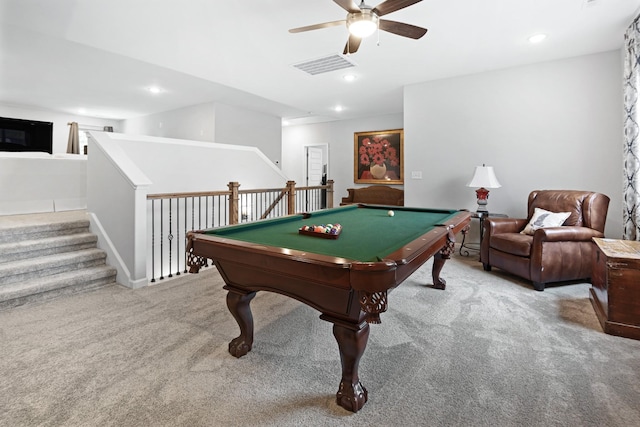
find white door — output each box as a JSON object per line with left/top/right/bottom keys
{"left": 306, "top": 146, "right": 323, "bottom": 186}
{"left": 305, "top": 146, "right": 325, "bottom": 210}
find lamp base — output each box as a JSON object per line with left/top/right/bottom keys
{"left": 475, "top": 187, "right": 490, "bottom": 213}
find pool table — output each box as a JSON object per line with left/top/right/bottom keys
{"left": 186, "top": 204, "right": 471, "bottom": 412}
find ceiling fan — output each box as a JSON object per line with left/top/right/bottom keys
{"left": 289, "top": 0, "right": 428, "bottom": 54}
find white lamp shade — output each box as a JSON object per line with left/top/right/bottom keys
{"left": 466, "top": 166, "right": 501, "bottom": 188}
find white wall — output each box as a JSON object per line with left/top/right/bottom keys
{"left": 404, "top": 50, "right": 623, "bottom": 238}
{"left": 106, "top": 133, "right": 288, "bottom": 193}
{"left": 0, "top": 153, "right": 87, "bottom": 214}
{"left": 87, "top": 134, "right": 151, "bottom": 288}
{"left": 121, "top": 102, "right": 215, "bottom": 142}
{"left": 214, "top": 103, "right": 282, "bottom": 166}
{"left": 282, "top": 113, "right": 404, "bottom": 206}
{"left": 0, "top": 103, "right": 121, "bottom": 153}
{"left": 121, "top": 101, "right": 282, "bottom": 167}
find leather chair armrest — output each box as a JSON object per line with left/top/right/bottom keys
{"left": 481, "top": 217, "right": 527, "bottom": 266}
{"left": 533, "top": 226, "right": 605, "bottom": 243}
{"left": 484, "top": 217, "right": 527, "bottom": 235}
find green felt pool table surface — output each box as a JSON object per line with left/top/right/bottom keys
{"left": 202, "top": 204, "right": 461, "bottom": 262}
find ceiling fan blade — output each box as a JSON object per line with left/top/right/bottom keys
{"left": 343, "top": 35, "right": 362, "bottom": 54}
{"left": 378, "top": 19, "right": 427, "bottom": 39}
{"left": 289, "top": 20, "right": 346, "bottom": 33}
{"left": 334, "top": 0, "right": 361, "bottom": 13}
{"left": 373, "top": 0, "right": 422, "bottom": 17}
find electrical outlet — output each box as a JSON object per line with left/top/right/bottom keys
{"left": 411, "top": 171, "right": 422, "bottom": 179}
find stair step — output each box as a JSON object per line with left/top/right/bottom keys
{"left": 0, "top": 248, "right": 107, "bottom": 286}
{"left": 0, "top": 211, "right": 120, "bottom": 309}
{"left": 0, "top": 265, "right": 117, "bottom": 310}
{"left": 0, "top": 232, "right": 98, "bottom": 264}
{"left": 0, "top": 219, "right": 90, "bottom": 244}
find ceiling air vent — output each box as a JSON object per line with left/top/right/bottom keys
{"left": 293, "top": 54, "right": 356, "bottom": 76}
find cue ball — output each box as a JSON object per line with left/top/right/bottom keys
{"left": 388, "top": 210, "right": 394, "bottom": 217}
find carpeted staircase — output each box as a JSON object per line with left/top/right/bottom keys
{"left": 0, "top": 211, "right": 117, "bottom": 309}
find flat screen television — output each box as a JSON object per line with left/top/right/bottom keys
{"left": 0, "top": 116, "right": 53, "bottom": 154}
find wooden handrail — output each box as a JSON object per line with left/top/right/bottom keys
{"left": 147, "top": 190, "right": 230, "bottom": 199}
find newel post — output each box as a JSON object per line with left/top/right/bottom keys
{"left": 326, "top": 179, "right": 334, "bottom": 209}
{"left": 228, "top": 181, "right": 240, "bottom": 225}
{"left": 287, "top": 180, "right": 296, "bottom": 215}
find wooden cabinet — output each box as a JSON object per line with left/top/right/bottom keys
{"left": 590, "top": 238, "right": 640, "bottom": 340}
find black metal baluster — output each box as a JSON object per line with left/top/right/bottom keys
{"left": 168, "top": 198, "right": 173, "bottom": 278}
{"left": 212, "top": 195, "right": 215, "bottom": 227}
{"left": 224, "top": 194, "right": 228, "bottom": 226}
{"left": 159, "top": 199, "right": 164, "bottom": 280}
{"left": 215, "top": 195, "right": 220, "bottom": 227}
{"left": 200, "top": 196, "right": 209, "bottom": 267}
{"left": 242, "top": 193, "right": 245, "bottom": 222}
{"left": 151, "top": 199, "right": 156, "bottom": 283}
{"left": 175, "top": 198, "right": 181, "bottom": 276}
{"left": 184, "top": 197, "right": 188, "bottom": 273}
{"left": 205, "top": 195, "right": 209, "bottom": 228}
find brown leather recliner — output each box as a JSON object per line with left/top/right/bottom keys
{"left": 480, "top": 190, "right": 610, "bottom": 291}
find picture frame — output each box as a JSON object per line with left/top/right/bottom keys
{"left": 354, "top": 129, "right": 404, "bottom": 184}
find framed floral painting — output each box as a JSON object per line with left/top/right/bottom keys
{"left": 354, "top": 129, "right": 404, "bottom": 184}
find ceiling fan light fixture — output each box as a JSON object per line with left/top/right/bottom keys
{"left": 347, "top": 11, "right": 378, "bottom": 38}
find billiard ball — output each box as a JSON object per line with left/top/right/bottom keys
{"left": 387, "top": 210, "right": 394, "bottom": 217}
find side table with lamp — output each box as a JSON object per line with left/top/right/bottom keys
{"left": 459, "top": 164, "right": 506, "bottom": 256}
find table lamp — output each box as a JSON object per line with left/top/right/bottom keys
{"left": 467, "top": 164, "right": 501, "bottom": 212}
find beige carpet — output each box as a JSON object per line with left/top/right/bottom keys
{"left": 1, "top": 254, "right": 639, "bottom": 427}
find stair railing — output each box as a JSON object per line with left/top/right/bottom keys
{"left": 146, "top": 180, "right": 334, "bottom": 283}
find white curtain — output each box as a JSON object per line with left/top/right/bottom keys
{"left": 623, "top": 16, "right": 640, "bottom": 240}
{"left": 66, "top": 121, "right": 80, "bottom": 154}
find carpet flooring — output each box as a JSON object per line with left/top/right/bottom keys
{"left": 1, "top": 254, "right": 639, "bottom": 427}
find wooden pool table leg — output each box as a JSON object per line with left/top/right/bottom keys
{"left": 431, "top": 229, "right": 456, "bottom": 290}
{"left": 431, "top": 253, "right": 448, "bottom": 290}
{"left": 225, "top": 287, "right": 256, "bottom": 358}
{"left": 332, "top": 321, "right": 370, "bottom": 412}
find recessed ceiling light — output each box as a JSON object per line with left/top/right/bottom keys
{"left": 334, "top": 105, "right": 343, "bottom": 112}
{"left": 148, "top": 86, "right": 162, "bottom": 94}
{"left": 528, "top": 34, "right": 547, "bottom": 44}
{"left": 343, "top": 74, "right": 357, "bottom": 82}
{"left": 78, "top": 108, "right": 86, "bottom": 114}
